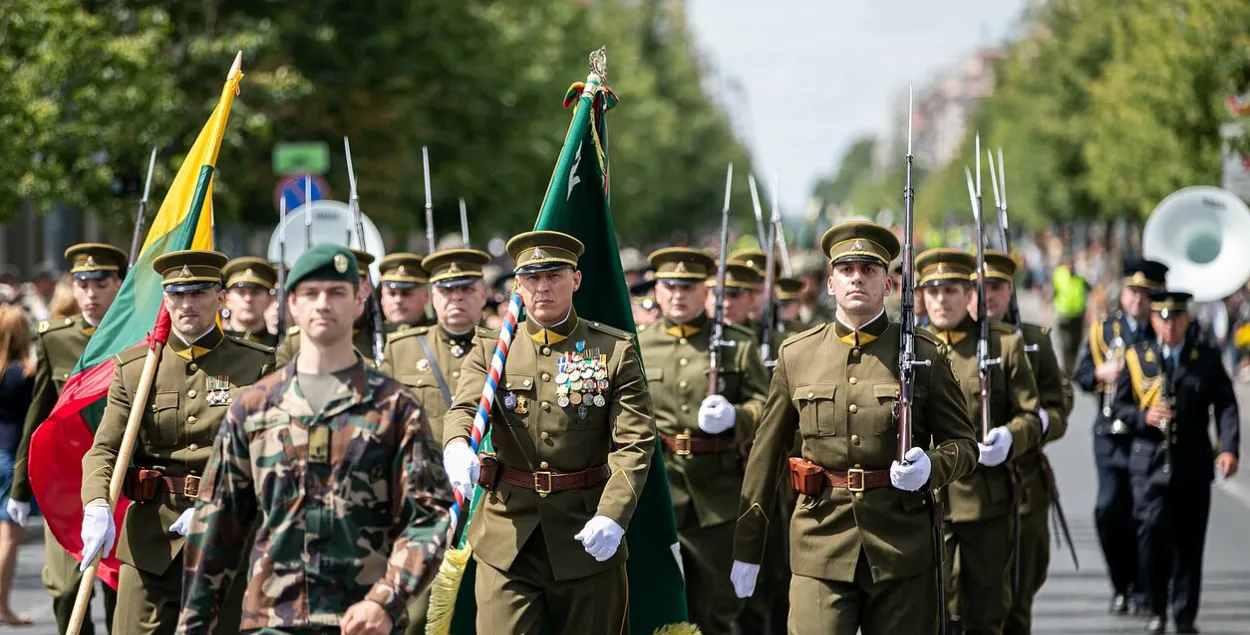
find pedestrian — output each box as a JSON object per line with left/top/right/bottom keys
{"left": 0, "top": 306, "right": 34, "bottom": 626}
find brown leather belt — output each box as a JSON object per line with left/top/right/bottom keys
{"left": 823, "top": 468, "right": 891, "bottom": 492}
{"left": 498, "top": 464, "right": 610, "bottom": 495}
{"left": 660, "top": 431, "right": 734, "bottom": 456}
{"left": 123, "top": 468, "right": 201, "bottom": 502}
{"left": 789, "top": 457, "right": 891, "bottom": 494}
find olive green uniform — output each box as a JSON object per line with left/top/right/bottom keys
{"left": 223, "top": 327, "right": 277, "bottom": 348}
{"left": 12, "top": 316, "right": 118, "bottom": 634}
{"left": 81, "top": 327, "right": 275, "bottom": 635}
{"left": 636, "top": 314, "right": 768, "bottom": 634}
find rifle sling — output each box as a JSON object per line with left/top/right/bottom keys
{"left": 417, "top": 335, "right": 453, "bottom": 408}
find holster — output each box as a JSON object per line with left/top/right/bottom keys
{"left": 477, "top": 453, "right": 501, "bottom": 491}
{"left": 788, "top": 457, "right": 825, "bottom": 496}
{"left": 122, "top": 468, "right": 162, "bottom": 503}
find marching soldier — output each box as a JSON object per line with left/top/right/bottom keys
{"left": 79, "top": 250, "right": 274, "bottom": 635}
{"left": 221, "top": 257, "right": 278, "bottom": 347}
{"left": 441, "top": 231, "right": 656, "bottom": 634}
{"left": 178, "top": 244, "right": 452, "bottom": 635}
{"left": 731, "top": 222, "right": 978, "bottom": 634}
{"left": 1073, "top": 259, "right": 1168, "bottom": 615}
{"left": 8, "top": 243, "right": 124, "bottom": 634}
{"left": 629, "top": 277, "right": 660, "bottom": 328}
{"left": 636, "top": 247, "right": 768, "bottom": 635}
{"left": 916, "top": 247, "right": 1043, "bottom": 635}
{"left": 1111, "top": 291, "right": 1239, "bottom": 635}
{"left": 378, "top": 252, "right": 434, "bottom": 333}
{"left": 705, "top": 259, "right": 762, "bottom": 329}
{"left": 775, "top": 276, "right": 806, "bottom": 334}
{"left": 275, "top": 248, "right": 381, "bottom": 366}
{"left": 981, "top": 251, "right": 1074, "bottom": 635}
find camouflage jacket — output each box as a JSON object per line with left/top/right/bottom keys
{"left": 177, "top": 356, "right": 452, "bottom": 634}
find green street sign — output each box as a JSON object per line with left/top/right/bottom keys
{"left": 273, "top": 142, "right": 331, "bottom": 176}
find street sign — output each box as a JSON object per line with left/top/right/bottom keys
{"left": 273, "top": 142, "right": 331, "bottom": 176}
{"left": 274, "top": 174, "right": 331, "bottom": 214}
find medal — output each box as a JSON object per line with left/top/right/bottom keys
{"left": 558, "top": 395, "right": 570, "bottom": 408}
{"left": 503, "top": 392, "right": 518, "bottom": 410}
{"left": 597, "top": 379, "right": 609, "bottom": 391}
{"left": 416, "top": 359, "right": 431, "bottom": 372}
{"left": 555, "top": 372, "right": 568, "bottom": 384}
{"left": 578, "top": 404, "right": 589, "bottom": 420}
{"left": 594, "top": 394, "right": 606, "bottom": 407}
{"left": 570, "top": 392, "right": 582, "bottom": 405}
{"left": 514, "top": 395, "right": 529, "bottom": 415}
{"left": 581, "top": 367, "right": 593, "bottom": 379}
{"left": 451, "top": 344, "right": 465, "bottom": 358}
{"left": 594, "top": 368, "right": 607, "bottom": 380}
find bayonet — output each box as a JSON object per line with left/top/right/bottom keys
{"left": 965, "top": 161, "right": 1001, "bottom": 440}
{"left": 773, "top": 172, "right": 792, "bottom": 276}
{"left": 303, "top": 175, "right": 313, "bottom": 249}
{"left": 708, "top": 163, "right": 734, "bottom": 396}
{"left": 459, "top": 197, "right": 470, "bottom": 247}
{"left": 748, "top": 174, "right": 768, "bottom": 249}
{"left": 127, "top": 147, "right": 159, "bottom": 266}
{"left": 898, "top": 86, "right": 931, "bottom": 462}
{"left": 422, "top": 146, "right": 435, "bottom": 254}
{"left": 344, "top": 136, "right": 386, "bottom": 365}
{"left": 276, "top": 196, "right": 288, "bottom": 345}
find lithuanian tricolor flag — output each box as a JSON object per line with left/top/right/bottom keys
{"left": 28, "top": 55, "right": 243, "bottom": 589}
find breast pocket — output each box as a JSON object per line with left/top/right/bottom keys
{"left": 398, "top": 373, "right": 446, "bottom": 411}
{"left": 498, "top": 375, "right": 535, "bottom": 428}
{"left": 793, "top": 383, "right": 838, "bottom": 437}
{"left": 872, "top": 383, "right": 899, "bottom": 435}
{"left": 142, "top": 391, "right": 181, "bottom": 448}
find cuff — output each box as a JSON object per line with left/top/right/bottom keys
{"left": 364, "top": 586, "right": 408, "bottom": 627}
{"left": 1039, "top": 409, "right": 1050, "bottom": 435}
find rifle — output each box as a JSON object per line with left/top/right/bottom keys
{"left": 127, "top": 148, "right": 158, "bottom": 267}
{"left": 963, "top": 135, "right": 1001, "bottom": 440}
{"left": 772, "top": 173, "right": 792, "bottom": 277}
{"left": 276, "top": 197, "right": 288, "bottom": 345}
{"left": 898, "top": 88, "right": 931, "bottom": 462}
{"left": 749, "top": 174, "right": 778, "bottom": 364}
{"left": 708, "top": 163, "right": 734, "bottom": 396}
{"left": 344, "top": 136, "right": 386, "bottom": 365}
{"left": 303, "top": 175, "right": 313, "bottom": 250}
{"left": 459, "top": 197, "right": 470, "bottom": 247}
{"left": 422, "top": 146, "right": 436, "bottom": 254}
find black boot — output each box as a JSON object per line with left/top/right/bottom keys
{"left": 1175, "top": 622, "right": 1199, "bottom": 634}
{"left": 1111, "top": 593, "right": 1130, "bottom": 615}
{"left": 1145, "top": 615, "right": 1166, "bottom": 634}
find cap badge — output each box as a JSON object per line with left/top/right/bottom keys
{"left": 245, "top": 268, "right": 254, "bottom": 278}
{"left": 180, "top": 265, "right": 192, "bottom": 278}
{"left": 85, "top": 256, "right": 97, "bottom": 267}
{"left": 532, "top": 248, "right": 547, "bottom": 260}
{"left": 852, "top": 239, "right": 864, "bottom": 251}
{"left": 397, "top": 265, "right": 407, "bottom": 275}
{"left": 449, "top": 263, "right": 461, "bottom": 273}
{"left": 333, "top": 254, "right": 349, "bottom": 273}
{"left": 674, "top": 262, "right": 687, "bottom": 273}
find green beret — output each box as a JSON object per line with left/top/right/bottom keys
{"left": 286, "top": 244, "right": 359, "bottom": 291}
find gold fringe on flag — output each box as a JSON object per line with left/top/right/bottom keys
{"left": 652, "top": 624, "right": 703, "bottom": 635}
{"left": 424, "top": 544, "right": 473, "bottom": 635}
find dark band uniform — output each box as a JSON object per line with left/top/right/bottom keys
{"left": 1111, "top": 291, "right": 1239, "bottom": 632}
{"left": 276, "top": 249, "right": 380, "bottom": 367}
{"left": 734, "top": 223, "right": 978, "bottom": 635}
{"left": 222, "top": 256, "right": 278, "bottom": 347}
{"left": 379, "top": 252, "right": 436, "bottom": 333}
{"left": 1073, "top": 259, "right": 1168, "bottom": 611}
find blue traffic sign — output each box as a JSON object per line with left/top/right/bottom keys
{"left": 274, "top": 174, "right": 331, "bottom": 214}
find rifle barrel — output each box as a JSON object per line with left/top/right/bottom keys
{"left": 709, "top": 163, "right": 734, "bottom": 396}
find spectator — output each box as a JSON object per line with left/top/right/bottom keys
{"left": 0, "top": 306, "right": 33, "bottom": 625}
{"left": 47, "top": 276, "right": 80, "bottom": 320}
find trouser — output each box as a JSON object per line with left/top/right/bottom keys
{"left": 1093, "top": 439, "right": 1141, "bottom": 602}
{"left": 113, "top": 555, "right": 246, "bottom": 635}
{"left": 1003, "top": 507, "right": 1051, "bottom": 635}
{"left": 945, "top": 515, "right": 1016, "bottom": 635}
{"left": 1134, "top": 479, "right": 1210, "bottom": 625}
{"left": 402, "top": 583, "right": 431, "bottom": 635}
{"left": 44, "top": 523, "right": 118, "bottom": 635}
{"left": 676, "top": 517, "right": 742, "bottom": 635}
{"left": 1058, "top": 316, "right": 1084, "bottom": 375}
{"left": 787, "top": 550, "right": 938, "bottom": 635}
{"left": 474, "top": 529, "right": 628, "bottom": 635}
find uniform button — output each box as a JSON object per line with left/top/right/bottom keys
{"left": 1133, "top": 444, "right": 1141, "bottom": 452}
{"left": 1162, "top": 465, "right": 1170, "bottom": 474}
{"left": 681, "top": 404, "right": 690, "bottom": 413}
{"left": 854, "top": 463, "right": 862, "bottom": 468}
{"left": 523, "top": 379, "right": 532, "bottom": 387}
{"left": 541, "top": 401, "right": 551, "bottom": 411}
{"left": 807, "top": 391, "right": 815, "bottom": 399}
{"left": 540, "top": 461, "right": 550, "bottom": 469}
{"left": 848, "top": 404, "right": 858, "bottom": 414}
{"left": 188, "top": 389, "right": 197, "bottom": 399}
{"left": 188, "top": 443, "right": 199, "bottom": 452}
{"left": 855, "top": 492, "right": 864, "bottom": 500}
{"left": 678, "top": 337, "right": 688, "bottom": 345}
{"left": 540, "top": 431, "right": 550, "bottom": 440}
{"left": 189, "top": 363, "right": 198, "bottom": 372}
{"left": 542, "top": 373, "right": 551, "bottom": 381}
{"left": 64, "top": 318, "right": 74, "bottom": 325}
{"left": 417, "top": 380, "right": 426, "bottom": 387}
{"left": 851, "top": 434, "right": 860, "bottom": 445}
{"left": 541, "top": 346, "right": 552, "bottom": 356}
{"left": 452, "top": 370, "right": 460, "bottom": 379}
{"left": 62, "top": 373, "right": 69, "bottom": 380}
{"left": 849, "top": 377, "right": 857, "bottom": 385}
{"left": 679, "top": 358, "right": 688, "bottom": 366}
{"left": 851, "top": 348, "right": 860, "bottom": 356}
{"left": 679, "top": 380, "right": 688, "bottom": 389}
{"left": 187, "top": 416, "right": 197, "bottom": 424}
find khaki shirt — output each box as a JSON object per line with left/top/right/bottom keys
{"left": 380, "top": 324, "right": 495, "bottom": 443}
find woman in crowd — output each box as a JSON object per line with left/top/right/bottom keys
{"left": 0, "top": 306, "right": 34, "bottom": 625}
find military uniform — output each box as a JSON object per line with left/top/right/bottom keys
{"left": 443, "top": 231, "right": 656, "bottom": 635}
{"left": 1111, "top": 292, "right": 1240, "bottom": 634}
{"left": 221, "top": 257, "right": 278, "bottom": 348}
{"left": 1072, "top": 259, "right": 1167, "bottom": 612}
{"left": 734, "top": 223, "right": 979, "bottom": 635}
{"left": 12, "top": 244, "right": 124, "bottom": 634}
{"left": 916, "top": 248, "right": 1043, "bottom": 635}
{"left": 636, "top": 248, "right": 769, "bottom": 635}
{"left": 275, "top": 249, "right": 382, "bottom": 367}
{"left": 80, "top": 250, "right": 275, "bottom": 635}
{"left": 378, "top": 252, "right": 436, "bottom": 329}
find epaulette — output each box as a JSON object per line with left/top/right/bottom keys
{"left": 224, "top": 334, "right": 276, "bottom": 354}
{"left": 386, "top": 325, "right": 431, "bottom": 343}
{"left": 287, "top": 325, "right": 300, "bottom": 335}
{"left": 474, "top": 324, "right": 498, "bottom": 340}
{"left": 115, "top": 346, "right": 148, "bottom": 367}
{"left": 38, "top": 317, "right": 79, "bottom": 336}
{"left": 725, "top": 323, "right": 754, "bottom": 340}
{"left": 586, "top": 320, "right": 632, "bottom": 340}
{"left": 990, "top": 321, "right": 1017, "bottom": 335}
{"left": 778, "top": 323, "right": 826, "bottom": 350}
{"left": 914, "top": 329, "right": 942, "bottom": 347}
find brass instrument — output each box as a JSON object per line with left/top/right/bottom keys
{"left": 1102, "top": 334, "right": 1130, "bottom": 435}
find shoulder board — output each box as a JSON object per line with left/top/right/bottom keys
{"left": 725, "top": 323, "right": 754, "bottom": 339}
{"left": 778, "top": 323, "right": 826, "bottom": 350}
{"left": 474, "top": 325, "right": 497, "bottom": 339}
{"left": 914, "top": 328, "right": 942, "bottom": 347}
{"left": 39, "top": 317, "right": 79, "bottom": 336}
{"left": 287, "top": 325, "right": 300, "bottom": 335}
{"left": 989, "top": 321, "right": 1017, "bottom": 335}
{"left": 387, "top": 325, "right": 431, "bottom": 343}
{"left": 115, "top": 346, "right": 148, "bottom": 366}
{"left": 224, "top": 335, "right": 276, "bottom": 354}
{"left": 585, "top": 320, "right": 632, "bottom": 340}
{"left": 637, "top": 323, "right": 649, "bottom": 333}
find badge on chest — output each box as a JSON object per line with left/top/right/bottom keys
{"left": 206, "top": 375, "right": 232, "bottom": 406}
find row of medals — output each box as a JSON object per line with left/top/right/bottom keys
{"left": 557, "top": 349, "right": 609, "bottom": 417}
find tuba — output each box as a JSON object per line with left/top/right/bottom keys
{"left": 1142, "top": 186, "right": 1250, "bottom": 302}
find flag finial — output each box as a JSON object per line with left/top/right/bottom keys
{"left": 228, "top": 51, "right": 243, "bottom": 80}
{"left": 589, "top": 46, "right": 607, "bottom": 82}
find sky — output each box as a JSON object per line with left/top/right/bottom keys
{"left": 685, "top": 0, "right": 1030, "bottom": 215}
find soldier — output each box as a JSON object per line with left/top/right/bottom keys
{"left": 78, "top": 250, "right": 275, "bottom": 635}
{"left": 276, "top": 248, "right": 381, "bottom": 366}
{"left": 916, "top": 247, "right": 1044, "bottom": 635}
{"left": 619, "top": 246, "right": 650, "bottom": 288}
{"left": 1073, "top": 259, "right": 1168, "bottom": 615}
{"left": 790, "top": 249, "right": 834, "bottom": 327}
{"left": 705, "top": 259, "right": 761, "bottom": 328}
{"left": 731, "top": 222, "right": 978, "bottom": 634}
{"left": 775, "top": 276, "right": 806, "bottom": 334}
{"left": 629, "top": 277, "right": 660, "bottom": 328}
{"left": 221, "top": 257, "right": 278, "bottom": 347}
{"left": 636, "top": 247, "right": 768, "bottom": 635}
{"left": 177, "top": 244, "right": 451, "bottom": 635}
{"left": 441, "top": 230, "right": 656, "bottom": 634}
{"left": 7, "top": 243, "right": 124, "bottom": 634}
{"left": 1111, "top": 290, "right": 1239, "bottom": 635}
{"left": 980, "top": 251, "right": 1074, "bottom": 635}
{"left": 727, "top": 248, "right": 773, "bottom": 317}
{"left": 378, "top": 252, "right": 433, "bottom": 334}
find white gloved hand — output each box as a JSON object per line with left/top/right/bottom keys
{"left": 1039, "top": 409, "right": 1050, "bottom": 435}
{"left": 169, "top": 508, "right": 195, "bottom": 537}
{"left": 890, "top": 447, "right": 932, "bottom": 491}
{"left": 697, "top": 394, "right": 735, "bottom": 435}
{"left": 5, "top": 499, "right": 29, "bottom": 528}
{"left": 442, "top": 441, "right": 481, "bottom": 503}
{"left": 978, "top": 427, "right": 1014, "bottom": 467}
{"left": 79, "top": 502, "right": 116, "bottom": 572}
{"left": 730, "top": 560, "right": 761, "bottom": 598}
{"left": 573, "top": 516, "right": 624, "bottom": 562}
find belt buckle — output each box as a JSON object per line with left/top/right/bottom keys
{"left": 183, "top": 475, "right": 201, "bottom": 499}
{"left": 846, "top": 468, "right": 865, "bottom": 493}
{"left": 533, "top": 471, "right": 553, "bottom": 495}
{"left": 674, "top": 431, "right": 693, "bottom": 456}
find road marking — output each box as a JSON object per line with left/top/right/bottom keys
{"left": 1218, "top": 476, "right": 1250, "bottom": 509}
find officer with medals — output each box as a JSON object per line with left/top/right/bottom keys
{"left": 1110, "top": 290, "right": 1239, "bottom": 635}
{"left": 441, "top": 231, "right": 656, "bottom": 634}
{"left": 731, "top": 222, "right": 978, "bottom": 634}
{"left": 276, "top": 248, "right": 381, "bottom": 366}
{"left": 221, "top": 257, "right": 278, "bottom": 347}
{"left": 635, "top": 247, "right": 768, "bottom": 635}
{"left": 9, "top": 243, "right": 124, "bottom": 633}
{"left": 915, "top": 247, "right": 1043, "bottom": 635}
{"left": 79, "top": 250, "right": 275, "bottom": 635}
{"left": 980, "top": 251, "right": 1074, "bottom": 635}
{"left": 1073, "top": 259, "right": 1168, "bottom": 615}
{"left": 378, "top": 252, "right": 435, "bottom": 333}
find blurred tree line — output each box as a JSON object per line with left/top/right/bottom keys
{"left": 810, "top": 0, "right": 1250, "bottom": 228}
{"left": 0, "top": 0, "right": 755, "bottom": 244}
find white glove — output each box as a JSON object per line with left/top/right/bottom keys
{"left": 5, "top": 499, "right": 29, "bottom": 528}
{"left": 170, "top": 508, "right": 195, "bottom": 537}
{"left": 574, "top": 515, "right": 624, "bottom": 562}
{"left": 890, "top": 447, "right": 932, "bottom": 491}
{"left": 697, "top": 394, "right": 735, "bottom": 435}
{"left": 79, "top": 502, "right": 116, "bottom": 571}
{"left": 442, "top": 441, "right": 480, "bottom": 503}
{"left": 978, "top": 427, "right": 1014, "bottom": 467}
{"left": 730, "top": 560, "right": 760, "bottom": 598}
{"left": 1039, "top": 409, "right": 1050, "bottom": 435}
